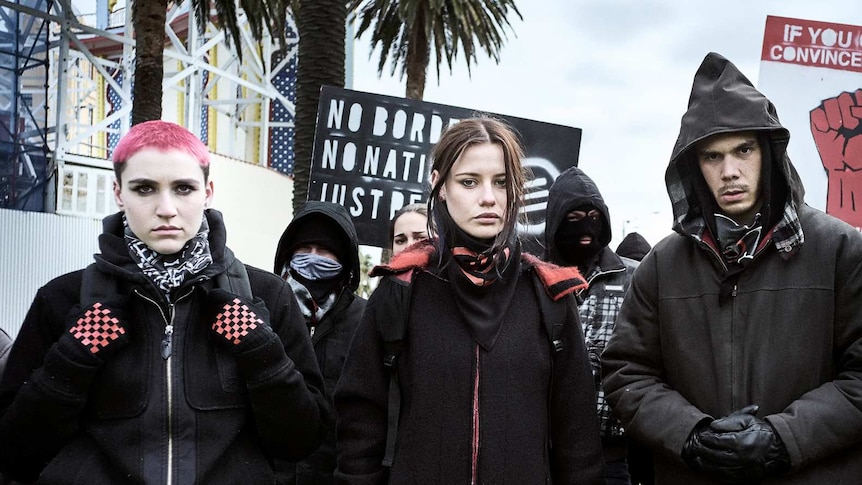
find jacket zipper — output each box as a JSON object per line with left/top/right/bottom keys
{"left": 135, "top": 288, "right": 193, "bottom": 485}
{"left": 578, "top": 266, "right": 627, "bottom": 299}
{"left": 165, "top": 303, "right": 175, "bottom": 485}
{"left": 471, "top": 344, "right": 480, "bottom": 485}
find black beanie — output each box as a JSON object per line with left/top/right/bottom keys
{"left": 290, "top": 215, "right": 350, "bottom": 264}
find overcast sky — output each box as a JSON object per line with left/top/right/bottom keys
{"left": 348, "top": 0, "right": 862, "bottom": 248}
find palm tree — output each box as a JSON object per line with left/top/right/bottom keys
{"left": 291, "top": 0, "right": 346, "bottom": 212}
{"left": 130, "top": 0, "right": 288, "bottom": 124}
{"left": 348, "top": 0, "right": 522, "bottom": 100}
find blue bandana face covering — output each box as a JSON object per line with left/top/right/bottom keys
{"left": 289, "top": 252, "right": 343, "bottom": 281}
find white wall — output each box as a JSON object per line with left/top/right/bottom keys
{"left": 0, "top": 209, "right": 101, "bottom": 338}
{"left": 208, "top": 153, "right": 295, "bottom": 272}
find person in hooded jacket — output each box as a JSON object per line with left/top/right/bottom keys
{"left": 602, "top": 52, "right": 862, "bottom": 484}
{"left": 334, "top": 116, "right": 604, "bottom": 484}
{"left": 273, "top": 201, "right": 367, "bottom": 485}
{"left": 0, "top": 121, "right": 329, "bottom": 484}
{"left": 544, "top": 166, "right": 639, "bottom": 484}
{"left": 615, "top": 232, "right": 651, "bottom": 262}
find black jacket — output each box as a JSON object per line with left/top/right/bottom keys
{"left": 274, "top": 201, "right": 366, "bottom": 485}
{"left": 602, "top": 52, "right": 862, "bottom": 484}
{"left": 544, "top": 167, "right": 638, "bottom": 441}
{"left": 0, "top": 210, "right": 329, "bottom": 484}
{"left": 334, "top": 242, "right": 604, "bottom": 484}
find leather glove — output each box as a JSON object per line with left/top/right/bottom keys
{"left": 682, "top": 417, "right": 712, "bottom": 470}
{"left": 59, "top": 300, "right": 130, "bottom": 365}
{"left": 683, "top": 405, "right": 790, "bottom": 483}
{"left": 208, "top": 289, "right": 276, "bottom": 354}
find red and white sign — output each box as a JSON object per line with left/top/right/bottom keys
{"left": 759, "top": 16, "right": 862, "bottom": 230}
{"left": 762, "top": 16, "right": 862, "bottom": 73}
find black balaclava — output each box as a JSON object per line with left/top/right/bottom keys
{"left": 554, "top": 203, "right": 604, "bottom": 272}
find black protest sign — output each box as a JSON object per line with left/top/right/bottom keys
{"left": 307, "top": 86, "right": 580, "bottom": 250}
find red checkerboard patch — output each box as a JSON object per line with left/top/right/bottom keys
{"left": 69, "top": 302, "right": 125, "bottom": 354}
{"left": 213, "top": 298, "right": 263, "bottom": 345}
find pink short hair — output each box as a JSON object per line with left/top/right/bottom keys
{"left": 112, "top": 120, "right": 210, "bottom": 182}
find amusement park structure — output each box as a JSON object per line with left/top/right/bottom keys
{"left": 0, "top": 0, "right": 299, "bottom": 218}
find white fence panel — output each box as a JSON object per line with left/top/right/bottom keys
{"left": 0, "top": 208, "right": 100, "bottom": 338}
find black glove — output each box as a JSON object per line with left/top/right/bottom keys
{"left": 682, "top": 405, "right": 790, "bottom": 483}
{"left": 682, "top": 417, "right": 712, "bottom": 470}
{"left": 208, "top": 289, "right": 276, "bottom": 354}
{"left": 58, "top": 300, "right": 130, "bottom": 365}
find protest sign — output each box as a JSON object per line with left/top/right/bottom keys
{"left": 758, "top": 15, "right": 862, "bottom": 230}
{"left": 307, "top": 86, "right": 582, "bottom": 249}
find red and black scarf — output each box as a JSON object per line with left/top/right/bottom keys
{"left": 442, "top": 213, "right": 521, "bottom": 351}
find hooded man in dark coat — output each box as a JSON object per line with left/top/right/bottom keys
{"left": 602, "top": 52, "right": 862, "bottom": 484}
{"left": 545, "top": 166, "right": 639, "bottom": 484}
{"left": 273, "top": 200, "right": 367, "bottom": 484}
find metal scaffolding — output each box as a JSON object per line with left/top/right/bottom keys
{"left": 0, "top": 0, "right": 298, "bottom": 216}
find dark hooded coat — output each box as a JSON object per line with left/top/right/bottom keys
{"left": 334, "top": 240, "right": 604, "bottom": 484}
{"left": 602, "top": 52, "right": 862, "bottom": 484}
{"left": 0, "top": 210, "right": 329, "bottom": 484}
{"left": 273, "top": 201, "right": 366, "bottom": 485}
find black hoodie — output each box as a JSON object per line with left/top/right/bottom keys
{"left": 272, "top": 201, "right": 366, "bottom": 485}
{"left": 544, "top": 166, "right": 613, "bottom": 267}
{"left": 665, "top": 52, "right": 805, "bottom": 254}
{"left": 615, "top": 232, "right": 651, "bottom": 262}
{"left": 544, "top": 166, "right": 638, "bottom": 449}
{"left": 274, "top": 201, "right": 362, "bottom": 292}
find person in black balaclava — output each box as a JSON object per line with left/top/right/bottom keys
{"left": 273, "top": 201, "right": 366, "bottom": 485}
{"left": 544, "top": 165, "right": 640, "bottom": 485}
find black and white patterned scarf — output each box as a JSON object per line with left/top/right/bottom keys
{"left": 285, "top": 274, "right": 338, "bottom": 329}
{"left": 124, "top": 215, "right": 213, "bottom": 300}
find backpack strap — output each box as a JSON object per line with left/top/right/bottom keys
{"left": 531, "top": 272, "right": 567, "bottom": 353}
{"left": 213, "top": 259, "right": 254, "bottom": 300}
{"left": 371, "top": 272, "right": 414, "bottom": 468}
{"left": 382, "top": 337, "right": 404, "bottom": 467}
{"left": 79, "top": 263, "right": 118, "bottom": 307}
{"left": 522, "top": 253, "right": 587, "bottom": 353}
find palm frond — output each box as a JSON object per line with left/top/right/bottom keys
{"left": 348, "top": 0, "right": 522, "bottom": 88}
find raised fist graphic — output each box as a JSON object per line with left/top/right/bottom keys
{"left": 810, "top": 90, "right": 862, "bottom": 228}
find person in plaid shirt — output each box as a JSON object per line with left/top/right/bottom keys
{"left": 545, "top": 165, "right": 640, "bottom": 485}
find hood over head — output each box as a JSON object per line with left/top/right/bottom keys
{"left": 274, "top": 201, "right": 361, "bottom": 291}
{"left": 615, "top": 232, "right": 651, "bottom": 262}
{"left": 544, "top": 166, "right": 612, "bottom": 264}
{"left": 666, "top": 52, "right": 805, "bottom": 236}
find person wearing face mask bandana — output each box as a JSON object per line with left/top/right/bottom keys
{"left": 273, "top": 201, "right": 366, "bottom": 485}
{"left": 544, "top": 166, "right": 641, "bottom": 485}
